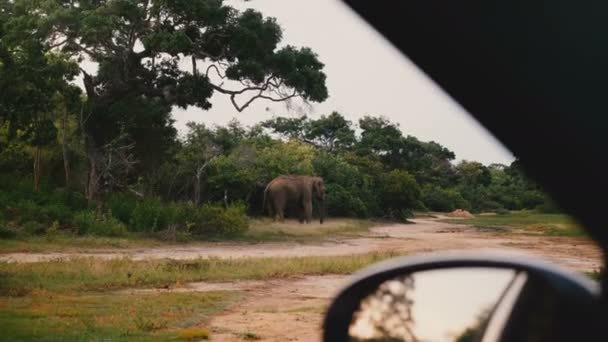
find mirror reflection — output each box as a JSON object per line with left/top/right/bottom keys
{"left": 348, "top": 268, "right": 517, "bottom": 342}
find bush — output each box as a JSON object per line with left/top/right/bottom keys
{"left": 43, "top": 203, "right": 73, "bottom": 224}
{"left": 0, "top": 225, "right": 17, "bottom": 239}
{"left": 73, "top": 211, "right": 128, "bottom": 237}
{"left": 12, "top": 200, "right": 46, "bottom": 224}
{"left": 106, "top": 193, "right": 138, "bottom": 224}
{"left": 191, "top": 204, "right": 249, "bottom": 237}
{"left": 520, "top": 190, "right": 545, "bottom": 209}
{"left": 494, "top": 208, "right": 510, "bottom": 215}
{"left": 378, "top": 170, "right": 421, "bottom": 216}
{"left": 421, "top": 185, "right": 469, "bottom": 212}
{"left": 325, "top": 184, "right": 368, "bottom": 218}
{"left": 130, "top": 198, "right": 168, "bottom": 232}
{"left": 22, "top": 221, "right": 46, "bottom": 235}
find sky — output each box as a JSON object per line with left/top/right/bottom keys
{"left": 82, "top": 0, "right": 515, "bottom": 165}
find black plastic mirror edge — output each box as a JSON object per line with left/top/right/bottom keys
{"left": 322, "top": 250, "right": 599, "bottom": 342}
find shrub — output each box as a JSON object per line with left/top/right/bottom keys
{"left": 0, "top": 225, "right": 17, "bottom": 239}
{"left": 378, "top": 170, "right": 421, "bottom": 216}
{"left": 191, "top": 204, "right": 248, "bottom": 237}
{"left": 73, "top": 211, "right": 128, "bottom": 237}
{"left": 43, "top": 203, "right": 73, "bottom": 224}
{"left": 421, "top": 185, "right": 469, "bottom": 212}
{"left": 22, "top": 221, "right": 46, "bottom": 235}
{"left": 106, "top": 193, "right": 138, "bottom": 224}
{"left": 12, "top": 200, "right": 46, "bottom": 224}
{"left": 494, "top": 208, "right": 510, "bottom": 215}
{"left": 130, "top": 198, "right": 168, "bottom": 232}
{"left": 325, "top": 184, "right": 368, "bottom": 218}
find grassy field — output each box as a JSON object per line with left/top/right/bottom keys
{"left": 0, "top": 290, "right": 240, "bottom": 341}
{"left": 0, "top": 251, "right": 401, "bottom": 341}
{"left": 441, "top": 211, "right": 585, "bottom": 237}
{"left": 0, "top": 218, "right": 375, "bottom": 253}
{"left": 0, "top": 251, "right": 402, "bottom": 295}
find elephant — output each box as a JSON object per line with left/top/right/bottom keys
{"left": 263, "top": 175, "right": 326, "bottom": 224}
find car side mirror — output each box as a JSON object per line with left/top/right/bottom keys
{"left": 323, "top": 251, "right": 601, "bottom": 342}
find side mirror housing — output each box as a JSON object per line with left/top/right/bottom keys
{"left": 323, "top": 251, "right": 601, "bottom": 342}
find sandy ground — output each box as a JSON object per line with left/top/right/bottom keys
{"left": 2, "top": 218, "right": 603, "bottom": 341}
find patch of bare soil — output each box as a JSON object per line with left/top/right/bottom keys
{"left": 206, "top": 275, "right": 344, "bottom": 342}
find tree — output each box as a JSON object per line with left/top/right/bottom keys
{"left": 378, "top": 170, "right": 421, "bottom": 220}
{"left": 179, "top": 122, "right": 222, "bottom": 205}
{"left": 0, "top": 1, "right": 80, "bottom": 190}
{"left": 28, "top": 0, "right": 328, "bottom": 201}
{"left": 261, "top": 115, "right": 309, "bottom": 141}
{"left": 456, "top": 161, "right": 492, "bottom": 187}
{"left": 305, "top": 111, "right": 356, "bottom": 152}
{"left": 357, "top": 116, "right": 403, "bottom": 160}
{"left": 263, "top": 111, "right": 356, "bottom": 152}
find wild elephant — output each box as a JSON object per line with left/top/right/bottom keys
{"left": 263, "top": 175, "right": 326, "bottom": 224}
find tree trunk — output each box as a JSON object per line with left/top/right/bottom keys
{"left": 33, "top": 147, "right": 41, "bottom": 192}
{"left": 86, "top": 141, "right": 101, "bottom": 204}
{"left": 62, "top": 107, "right": 70, "bottom": 185}
{"left": 193, "top": 173, "right": 201, "bottom": 206}
{"left": 223, "top": 189, "right": 228, "bottom": 208}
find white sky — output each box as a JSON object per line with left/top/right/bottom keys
{"left": 172, "top": 0, "right": 515, "bottom": 165}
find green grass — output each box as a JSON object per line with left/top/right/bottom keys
{"left": 0, "top": 251, "right": 402, "bottom": 295}
{"left": 0, "top": 218, "right": 375, "bottom": 253}
{"left": 441, "top": 211, "right": 585, "bottom": 237}
{"left": 0, "top": 250, "right": 402, "bottom": 341}
{"left": 0, "top": 290, "right": 240, "bottom": 341}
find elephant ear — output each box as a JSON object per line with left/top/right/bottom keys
{"left": 312, "top": 178, "right": 322, "bottom": 195}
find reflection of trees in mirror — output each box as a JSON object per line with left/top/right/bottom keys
{"left": 349, "top": 276, "right": 418, "bottom": 342}
{"left": 453, "top": 306, "right": 492, "bottom": 342}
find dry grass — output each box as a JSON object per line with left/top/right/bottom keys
{"left": 242, "top": 218, "right": 375, "bottom": 242}
{"left": 0, "top": 218, "right": 375, "bottom": 253}
{"left": 0, "top": 251, "right": 403, "bottom": 295}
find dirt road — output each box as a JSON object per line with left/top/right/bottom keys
{"left": 0, "top": 218, "right": 601, "bottom": 271}
{"left": 2, "top": 218, "right": 602, "bottom": 341}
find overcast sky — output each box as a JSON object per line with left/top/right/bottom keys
{"left": 81, "top": 0, "right": 513, "bottom": 165}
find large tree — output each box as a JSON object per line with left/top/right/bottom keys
{"left": 262, "top": 111, "right": 355, "bottom": 152}
{"left": 0, "top": 0, "right": 81, "bottom": 190}
{"left": 26, "top": 0, "right": 327, "bottom": 200}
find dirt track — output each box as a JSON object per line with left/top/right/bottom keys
{"left": 2, "top": 218, "right": 602, "bottom": 341}
{"left": 0, "top": 218, "right": 601, "bottom": 272}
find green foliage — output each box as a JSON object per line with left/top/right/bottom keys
{"left": 421, "top": 185, "right": 470, "bottom": 212}
{"left": 378, "top": 170, "right": 421, "bottom": 221}
{"left": 313, "top": 152, "right": 372, "bottom": 217}
{"left": 130, "top": 198, "right": 169, "bottom": 232}
{"left": 73, "top": 211, "right": 128, "bottom": 237}
{"left": 191, "top": 204, "right": 249, "bottom": 237}
{"left": 1, "top": 0, "right": 559, "bottom": 231}
{"left": 255, "top": 140, "right": 315, "bottom": 180}
{"left": 105, "top": 192, "right": 138, "bottom": 224}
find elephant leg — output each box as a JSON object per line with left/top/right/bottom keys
{"left": 298, "top": 206, "right": 305, "bottom": 223}
{"left": 303, "top": 201, "right": 313, "bottom": 224}
{"left": 279, "top": 209, "right": 285, "bottom": 222}
{"left": 275, "top": 199, "right": 285, "bottom": 222}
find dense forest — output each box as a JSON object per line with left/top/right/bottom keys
{"left": 0, "top": 0, "right": 557, "bottom": 239}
